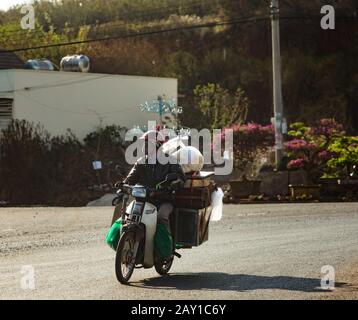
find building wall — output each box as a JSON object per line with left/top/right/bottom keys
{"left": 0, "top": 69, "right": 177, "bottom": 139}
{"left": 0, "top": 70, "right": 15, "bottom": 131}
{"left": 0, "top": 70, "right": 14, "bottom": 98}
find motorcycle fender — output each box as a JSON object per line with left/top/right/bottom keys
{"left": 126, "top": 200, "right": 135, "bottom": 214}
{"left": 141, "top": 202, "right": 158, "bottom": 268}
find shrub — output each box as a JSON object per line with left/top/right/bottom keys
{"left": 0, "top": 120, "right": 51, "bottom": 204}
{"left": 0, "top": 120, "right": 129, "bottom": 206}
{"left": 327, "top": 136, "right": 358, "bottom": 178}
{"left": 285, "top": 119, "right": 345, "bottom": 182}
{"left": 215, "top": 122, "right": 275, "bottom": 178}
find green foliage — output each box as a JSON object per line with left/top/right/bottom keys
{"left": 285, "top": 119, "right": 352, "bottom": 181}
{"left": 84, "top": 125, "right": 126, "bottom": 149}
{"left": 165, "top": 51, "right": 199, "bottom": 92}
{"left": 287, "top": 122, "right": 310, "bottom": 139}
{"left": 327, "top": 136, "right": 358, "bottom": 177}
{"left": 0, "top": 22, "right": 89, "bottom": 64}
{"left": 194, "top": 83, "right": 249, "bottom": 129}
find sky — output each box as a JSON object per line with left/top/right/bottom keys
{"left": 0, "top": 0, "right": 33, "bottom": 11}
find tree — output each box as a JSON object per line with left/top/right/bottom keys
{"left": 194, "top": 83, "right": 249, "bottom": 129}
{"left": 164, "top": 51, "right": 199, "bottom": 92}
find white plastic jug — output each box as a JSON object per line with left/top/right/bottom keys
{"left": 211, "top": 188, "right": 224, "bottom": 221}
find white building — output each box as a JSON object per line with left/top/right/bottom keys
{"left": 0, "top": 69, "right": 177, "bottom": 139}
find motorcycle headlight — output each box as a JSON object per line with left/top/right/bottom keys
{"left": 132, "top": 186, "right": 147, "bottom": 198}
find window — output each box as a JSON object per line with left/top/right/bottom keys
{"left": 0, "top": 98, "right": 13, "bottom": 132}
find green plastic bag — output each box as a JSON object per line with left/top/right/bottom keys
{"left": 154, "top": 224, "right": 173, "bottom": 261}
{"left": 106, "top": 220, "right": 173, "bottom": 261}
{"left": 106, "top": 218, "right": 122, "bottom": 251}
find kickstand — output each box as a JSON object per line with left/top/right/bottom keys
{"left": 174, "top": 251, "right": 182, "bottom": 259}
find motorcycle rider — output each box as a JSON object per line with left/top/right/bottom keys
{"left": 122, "top": 130, "right": 186, "bottom": 231}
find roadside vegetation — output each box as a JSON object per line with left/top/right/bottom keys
{"left": 1, "top": 1, "right": 358, "bottom": 205}
{"left": 0, "top": 120, "right": 129, "bottom": 206}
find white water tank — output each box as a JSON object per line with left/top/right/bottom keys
{"left": 25, "top": 59, "right": 55, "bottom": 71}
{"left": 60, "top": 55, "right": 90, "bottom": 72}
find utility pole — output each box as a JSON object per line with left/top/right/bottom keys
{"left": 270, "top": 0, "right": 284, "bottom": 169}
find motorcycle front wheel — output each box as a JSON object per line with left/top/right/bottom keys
{"left": 115, "top": 230, "right": 137, "bottom": 284}
{"left": 154, "top": 256, "right": 174, "bottom": 276}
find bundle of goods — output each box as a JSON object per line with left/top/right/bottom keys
{"left": 173, "top": 171, "right": 216, "bottom": 209}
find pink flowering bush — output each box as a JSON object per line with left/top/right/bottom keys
{"left": 215, "top": 123, "right": 275, "bottom": 177}
{"left": 311, "top": 119, "right": 344, "bottom": 137}
{"left": 287, "top": 158, "right": 307, "bottom": 169}
{"left": 285, "top": 119, "right": 345, "bottom": 181}
{"left": 285, "top": 139, "right": 317, "bottom": 152}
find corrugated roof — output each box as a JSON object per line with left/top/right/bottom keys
{"left": 0, "top": 50, "right": 24, "bottom": 70}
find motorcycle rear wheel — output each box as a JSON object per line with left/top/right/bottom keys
{"left": 115, "top": 230, "right": 137, "bottom": 284}
{"left": 154, "top": 256, "right": 174, "bottom": 276}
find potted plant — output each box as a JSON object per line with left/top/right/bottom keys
{"left": 285, "top": 119, "right": 345, "bottom": 201}
{"left": 221, "top": 123, "right": 275, "bottom": 200}
{"left": 327, "top": 136, "right": 358, "bottom": 179}
{"left": 326, "top": 136, "right": 358, "bottom": 200}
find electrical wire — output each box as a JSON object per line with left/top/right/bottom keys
{"left": 14, "top": 74, "right": 112, "bottom": 92}
{"left": 0, "top": 0, "right": 243, "bottom": 41}
{"left": 2, "top": 15, "right": 269, "bottom": 53}
{"left": 4, "top": 12, "right": 357, "bottom": 53}
{"left": 0, "top": 72, "right": 175, "bottom": 94}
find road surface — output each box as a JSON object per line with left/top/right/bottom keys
{"left": 0, "top": 203, "right": 357, "bottom": 300}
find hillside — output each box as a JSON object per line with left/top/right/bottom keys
{"left": 1, "top": 0, "right": 358, "bottom": 131}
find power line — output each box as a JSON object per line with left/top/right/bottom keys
{"left": 280, "top": 14, "right": 358, "bottom": 20}
{"left": 0, "top": 74, "right": 114, "bottom": 94}
{"left": 4, "top": 12, "right": 357, "bottom": 53}
{"left": 0, "top": 0, "right": 242, "bottom": 41}
{"left": 2, "top": 0, "right": 357, "bottom": 45}
{"left": 2, "top": 16, "right": 269, "bottom": 54}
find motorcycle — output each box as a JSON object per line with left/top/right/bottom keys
{"left": 113, "top": 173, "right": 186, "bottom": 284}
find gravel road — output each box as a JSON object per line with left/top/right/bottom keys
{"left": 0, "top": 203, "right": 357, "bottom": 300}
